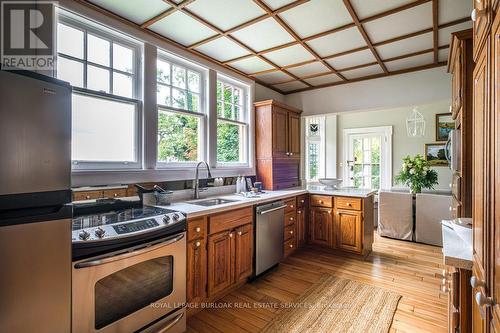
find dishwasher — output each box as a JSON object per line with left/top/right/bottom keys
{"left": 254, "top": 200, "right": 287, "bottom": 276}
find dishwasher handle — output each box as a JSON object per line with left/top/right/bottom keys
{"left": 258, "top": 204, "right": 287, "bottom": 215}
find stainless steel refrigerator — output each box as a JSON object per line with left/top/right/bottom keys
{"left": 0, "top": 70, "right": 72, "bottom": 333}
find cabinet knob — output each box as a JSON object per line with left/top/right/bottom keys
{"left": 289, "top": 244, "right": 293, "bottom": 248}
{"left": 471, "top": 276, "right": 486, "bottom": 288}
{"left": 114, "top": 193, "right": 118, "bottom": 197}
{"left": 238, "top": 231, "right": 242, "bottom": 236}
{"left": 195, "top": 227, "right": 201, "bottom": 233}
{"left": 229, "top": 233, "right": 233, "bottom": 238}
{"left": 475, "top": 291, "right": 494, "bottom": 308}
{"left": 471, "top": 8, "right": 486, "bottom": 22}
{"left": 346, "top": 203, "right": 352, "bottom": 206}
{"left": 319, "top": 200, "right": 323, "bottom": 204}
{"left": 300, "top": 200, "right": 305, "bottom": 203}
{"left": 298, "top": 210, "right": 302, "bottom": 214}
{"left": 290, "top": 152, "right": 294, "bottom": 156}
{"left": 335, "top": 211, "right": 338, "bottom": 215}
{"left": 290, "top": 217, "right": 294, "bottom": 221}
{"left": 290, "top": 205, "right": 294, "bottom": 208}
{"left": 195, "top": 241, "right": 201, "bottom": 247}
{"left": 286, "top": 152, "right": 290, "bottom": 156}
{"left": 290, "top": 230, "right": 294, "bottom": 234}
{"left": 85, "top": 195, "right": 90, "bottom": 200}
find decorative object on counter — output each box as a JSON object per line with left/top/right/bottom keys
{"left": 318, "top": 178, "right": 343, "bottom": 190}
{"left": 406, "top": 106, "right": 426, "bottom": 137}
{"left": 435, "top": 113, "right": 455, "bottom": 141}
{"left": 245, "top": 177, "right": 253, "bottom": 191}
{"left": 449, "top": 217, "right": 472, "bottom": 247}
{"left": 395, "top": 154, "right": 438, "bottom": 193}
{"left": 254, "top": 182, "right": 263, "bottom": 192}
{"left": 153, "top": 185, "right": 173, "bottom": 205}
{"left": 424, "top": 143, "right": 449, "bottom": 166}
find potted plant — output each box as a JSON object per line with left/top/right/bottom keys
{"left": 395, "top": 154, "right": 438, "bottom": 193}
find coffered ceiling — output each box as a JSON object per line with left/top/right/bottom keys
{"left": 83, "top": 0, "right": 472, "bottom": 94}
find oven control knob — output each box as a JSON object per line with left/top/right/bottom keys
{"left": 163, "top": 215, "right": 171, "bottom": 223}
{"left": 94, "top": 227, "right": 106, "bottom": 238}
{"left": 173, "top": 213, "right": 180, "bottom": 221}
{"left": 78, "top": 230, "right": 91, "bottom": 241}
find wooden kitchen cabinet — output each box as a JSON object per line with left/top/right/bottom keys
{"left": 335, "top": 209, "right": 362, "bottom": 253}
{"left": 255, "top": 100, "right": 302, "bottom": 190}
{"left": 207, "top": 230, "right": 233, "bottom": 296}
{"left": 310, "top": 206, "right": 333, "bottom": 247}
{"left": 472, "top": 0, "right": 491, "bottom": 61}
{"left": 234, "top": 224, "right": 253, "bottom": 283}
{"left": 187, "top": 238, "right": 207, "bottom": 303}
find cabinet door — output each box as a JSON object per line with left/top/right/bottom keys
{"left": 297, "top": 207, "right": 306, "bottom": 247}
{"left": 234, "top": 224, "right": 253, "bottom": 283}
{"left": 207, "top": 231, "right": 232, "bottom": 297}
{"left": 472, "top": 38, "right": 490, "bottom": 333}
{"left": 335, "top": 209, "right": 362, "bottom": 253}
{"left": 187, "top": 238, "right": 207, "bottom": 302}
{"left": 473, "top": 0, "right": 490, "bottom": 60}
{"left": 272, "top": 107, "right": 289, "bottom": 158}
{"left": 288, "top": 112, "right": 301, "bottom": 157}
{"left": 310, "top": 207, "right": 332, "bottom": 247}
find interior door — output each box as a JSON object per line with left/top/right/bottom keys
{"left": 472, "top": 39, "right": 490, "bottom": 333}
{"left": 272, "top": 107, "right": 289, "bottom": 158}
{"left": 288, "top": 112, "right": 301, "bottom": 157}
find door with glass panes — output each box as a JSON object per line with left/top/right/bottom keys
{"left": 346, "top": 134, "right": 382, "bottom": 189}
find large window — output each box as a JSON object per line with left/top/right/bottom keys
{"left": 156, "top": 54, "right": 205, "bottom": 165}
{"left": 216, "top": 78, "right": 248, "bottom": 165}
{"left": 56, "top": 13, "right": 142, "bottom": 169}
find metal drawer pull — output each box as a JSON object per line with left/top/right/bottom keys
{"left": 258, "top": 204, "right": 287, "bottom": 215}
{"left": 157, "top": 312, "right": 185, "bottom": 333}
{"left": 75, "top": 233, "right": 185, "bottom": 269}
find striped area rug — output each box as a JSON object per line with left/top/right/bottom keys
{"left": 262, "top": 275, "right": 401, "bottom": 333}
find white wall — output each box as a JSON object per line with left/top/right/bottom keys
{"left": 336, "top": 101, "right": 452, "bottom": 190}
{"left": 255, "top": 83, "right": 285, "bottom": 102}
{"left": 285, "top": 67, "right": 451, "bottom": 115}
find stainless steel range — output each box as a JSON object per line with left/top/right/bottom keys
{"left": 71, "top": 201, "right": 187, "bottom": 333}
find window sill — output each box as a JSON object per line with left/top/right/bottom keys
{"left": 71, "top": 166, "right": 255, "bottom": 187}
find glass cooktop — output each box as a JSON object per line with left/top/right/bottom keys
{"left": 72, "top": 206, "right": 173, "bottom": 231}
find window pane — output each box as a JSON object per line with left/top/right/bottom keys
{"left": 372, "top": 177, "right": 380, "bottom": 189}
{"left": 72, "top": 94, "right": 136, "bottom": 162}
{"left": 224, "top": 84, "right": 232, "bottom": 104}
{"left": 57, "top": 24, "right": 84, "bottom": 58}
{"left": 87, "top": 34, "right": 110, "bottom": 66}
{"left": 158, "top": 111, "right": 199, "bottom": 162}
{"left": 172, "top": 65, "right": 186, "bottom": 89}
{"left": 217, "top": 121, "right": 243, "bottom": 163}
{"left": 216, "top": 81, "right": 223, "bottom": 101}
{"left": 157, "top": 85, "right": 171, "bottom": 106}
{"left": 172, "top": 88, "right": 186, "bottom": 109}
{"left": 234, "top": 88, "right": 241, "bottom": 105}
{"left": 187, "top": 92, "right": 199, "bottom": 112}
{"left": 57, "top": 57, "right": 83, "bottom": 87}
{"left": 187, "top": 71, "right": 200, "bottom": 93}
{"left": 217, "top": 101, "right": 223, "bottom": 117}
{"left": 113, "top": 72, "right": 133, "bottom": 98}
{"left": 87, "top": 65, "right": 110, "bottom": 93}
{"left": 234, "top": 106, "right": 241, "bottom": 121}
{"left": 224, "top": 103, "right": 232, "bottom": 119}
{"left": 113, "top": 43, "right": 133, "bottom": 73}
{"left": 308, "top": 143, "right": 319, "bottom": 180}
{"left": 371, "top": 137, "right": 381, "bottom": 164}
{"left": 157, "top": 60, "right": 171, "bottom": 84}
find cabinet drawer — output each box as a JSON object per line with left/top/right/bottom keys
{"left": 209, "top": 207, "right": 253, "bottom": 235}
{"left": 102, "top": 188, "right": 127, "bottom": 199}
{"left": 310, "top": 195, "right": 333, "bottom": 208}
{"left": 284, "top": 238, "right": 296, "bottom": 257}
{"left": 335, "top": 197, "right": 362, "bottom": 211}
{"left": 284, "top": 197, "right": 297, "bottom": 213}
{"left": 297, "top": 195, "right": 307, "bottom": 208}
{"left": 285, "top": 211, "right": 296, "bottom": 226}
{"left": 284, "top": 223, "right": 296, "bottom": 240}
{"left": 73, "top": 190, "right": 102, "bottom": 201}
{"left": 188, "top": 217, "right": 207, "bottom": 242}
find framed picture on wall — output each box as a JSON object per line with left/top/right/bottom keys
{"left": 435, "top": 113, "right": 455, "bottom": 141}
{"left": 425, "top": 143, "right": 449, "bottom": 166}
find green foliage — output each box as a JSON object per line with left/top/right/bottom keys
{"left": 217, "top": 122, "right": 240, "bottom": 162}
{"left": 158, "top": 111, "right": 198, "bottom": 162}
{"left": 395, "top": 154, "right": 439, "bottom": 193}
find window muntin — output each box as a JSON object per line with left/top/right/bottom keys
{"left": 56, "top": 20, "right": 137, "bottom": 99}
{"left": 56, "top": 13, "right": 142, "bottom": 169}
{"left": 216, "top": 79, "right": 248, "bottom": 165}
{"left": 156, "top": 55, "right": 205, "bottom": 165}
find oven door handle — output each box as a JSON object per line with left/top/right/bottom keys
{"left": 74, "top": 233, "right": 185, "bottom": 269}
{"left": 157, "top": 311, "right": 185, "bottom": 333}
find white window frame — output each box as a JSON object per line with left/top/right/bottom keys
{"left": 156, "top": 51, "right": 208, "bottom": 168}
{"left": 343, "top": 126, "right": 393, "bottom": 190}
{"left": 57, "top": 12, "right": 143, "bottom": 170}
{"left": 215, "top": 75, "right": 250, "bottom": 168}
{"left": 304, "top": 116, "right": 326, "bottom": 181}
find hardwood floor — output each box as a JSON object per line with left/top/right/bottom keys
{"left": 187, "top": 233, "right": 447, "bottom": 333}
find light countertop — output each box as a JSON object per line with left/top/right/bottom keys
{"left": 158, "top": 186, "right": 376, "bottom": 218}
{"left": 441, "top": 221, "right": 473, "bottom": 270}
